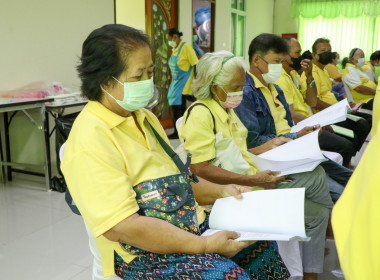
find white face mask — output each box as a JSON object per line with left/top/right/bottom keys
{"left": 102, "top": 77, "right": 154, "bottom": 112}
{"left": 262, "top": 63, "right": 283, "bottom": 84}
{"left": 357, "top": 57, "right": 365, "bottom": 67}
{"left": 168, "top": 40, "right": 177, "bottom": 48}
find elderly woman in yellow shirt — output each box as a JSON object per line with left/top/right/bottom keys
{"left": 342, "top": 48, "right": 377, "bottom": 109}
{"left": 179, "top": 50, "right": 334, "bottom": 280}
{"left": 61, "top": 24, "right": 291, "bottom": 280}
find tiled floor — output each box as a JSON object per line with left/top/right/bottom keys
{"left": 2, "top": 134, "right": 367, "bottom": 280}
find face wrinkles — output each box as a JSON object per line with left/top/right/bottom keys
{"left": 123, "top": 47, "right": 153, "bottom": 82}
{"left": 316, "top": 42, "right": 331, "bottom": 55}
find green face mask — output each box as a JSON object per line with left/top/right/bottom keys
{"left": 192, "top": 35, "right": 198, "bottom": 42}
{"left": 103, "top": 77, "right": 154, "bottom": 112}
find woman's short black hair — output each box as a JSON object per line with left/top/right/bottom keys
{"left": 168, "top": 28, "right": 183, "bottom": 37}
{"left": 248, "top": 33, "right": 289, "bottom": 63}
{"left": 77, "top": 24, "right": 151, "bottom": 101}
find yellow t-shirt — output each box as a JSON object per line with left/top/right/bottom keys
{"left": 61, "top": 101, "right": 206, "bottom": 277}
{"left": 248, "top": 72, "right": 291, "bottom": 135}
{"left": 178, "top": 98, "right": 259, "bottom": 175}
{"left": 332, "top": 120, "right": 380, "bottom": 279}
{"left": 372, "top": 78, "right": 380, "bottom": 137}
{"left": 171, "top": 40, "right": 199, "bottom": 95}
{"left": 312, "top": 64, "right": 338, "bottom": 110}
{"left": 275, "top": 69, "right": 312, "bottom": 118}
{"left": 324, "top": 63, "right": 342, "bottom": 81}
{"left": 343, "top": 63, "right": 376, "bottom": 104}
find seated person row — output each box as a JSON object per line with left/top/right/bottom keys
{"left": 276, "top": 36, "right": 354, "bottom": 168}
{"left": 300, "top": 38, "right": 372, "bottom": 154}
{"left": 361, "top": 50, "right": 380, "bottom": 84}
{"left": 62, "top": 24, "right": 290, "bottom": 280}
{"left": 325, "top": 52, "right": 346, "bottom": 101}
{"left": 179, "top": 50, "right": 333, "bottom": 280}
{"left": 231, "top": 33, "right": 352, "bottom": 203}
{"left": 342, "top": 48, "right": 377, "bottom": 109}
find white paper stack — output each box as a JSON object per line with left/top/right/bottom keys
{"left": 201, "top": 188, "right": 309, "bottom": 241}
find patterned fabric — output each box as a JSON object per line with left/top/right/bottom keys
{"left": 114, "top": 241, "right": 289, "bottom": 280}
{"left": 120, "top": 173, "right": 200, "bottom": 255}
{"left": 232, "top": 241, "right": 289, "bottom": 280}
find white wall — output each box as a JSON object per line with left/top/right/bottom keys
{"left": 273, "top": 0, "right": 297, "bottom": 36}
{"left": 245, "top": 0, "right": 274, "bottom": 64}
{"left": 0, "top": 0, "right": 114, "bottom": 172}
{"left": 0, "top": 0, "right": 114, "bottom": 92}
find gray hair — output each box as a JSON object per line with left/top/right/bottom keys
{"left": 192, "top": 51, "right": 247, "bottom": 100}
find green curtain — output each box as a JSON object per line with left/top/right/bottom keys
{"left": 291, "top": 0, "right": 380, "bottom": 18}
{"left": 298, "top": 15, "right": 378, "bottom": 60}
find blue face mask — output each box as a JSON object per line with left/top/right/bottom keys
{"left": 102, "top": 77, "right": 154, "bottom": 112}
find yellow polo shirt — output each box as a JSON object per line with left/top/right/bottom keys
{"left": 275, "top": 69, "right": 312, "bottom": 118}
{"left": 248, "top": 72, "right": 290, "bottom": 135}
{"left": 332, "top": 120, "right": 380, "bottom": 279}
{"left": 343, "top": 63, "right": 376, "bottom": 104}
{"left": 290, "top": 70, "right": 301, "bottom": 89}
{"left": 312, "top": 64, "right": 338, "bottom": 110}
{"left": 178, "top": 98, "right": 259, "bottom": 175}
{"left": 324, "top": 63, "right": 342, "bottom": 81}
{"left": 61, "top": 101, "right": 206, "bottom": 277}
{"left": 171, "top": 40, "right": 199, "bottom": 95}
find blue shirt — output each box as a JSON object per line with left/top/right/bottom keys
{"left": 234, "top": 71, "right": 297, "bottom": 149}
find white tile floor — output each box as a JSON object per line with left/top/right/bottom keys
{"left": 2, "top": 134, "right": 368, "bottom": 280}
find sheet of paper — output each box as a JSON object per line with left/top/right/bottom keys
{"left": 250, "top": 154, "right": 325, "bottom": 176}
{"left": 258, "top": 130, "right": 324, "bottom": 161}
{"left": 290, "top": 99, "right": 350, "bottom": 133}
{"left": 201, "top": 189, "right": 308, "bottom": 241}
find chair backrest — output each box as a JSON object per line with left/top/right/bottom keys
{"left": 342, "top": 80, "right": 354, "bottom": 103}
{"left": 175, "top": 116, "right": 183, "bottom": 132}
{"left": 59, "top": 143, "right": 65, "bottom": 161}
{"left": 60, "top": 142, "right": 81, "bottom": 215}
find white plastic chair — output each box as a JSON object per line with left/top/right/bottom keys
{"left": 175, "top": 116, "right": 184, "bottom": 132}
{"left": 321, "top": 150, "right": 343, "bottom": 165}
{"left": 60, "top": 143, "right": 118, "bottom": 280}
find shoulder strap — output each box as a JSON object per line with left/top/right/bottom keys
{"left": 185, "top": 103, "right": 216, "bottom": 134}
{"left": 147, "top": 121, "right": 198, "bottom": 182}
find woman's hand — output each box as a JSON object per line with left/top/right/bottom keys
{"left": 298, "top": 124, "right": 320, "bottom": 137}
{"left": 219, "top": 184, "right": 251, "bottom": 199}
{"left": 204, "top": 231, "right": 255, "bottom": 258}
{"left": 250, "top": 170, "right": 285, "bottom": 189}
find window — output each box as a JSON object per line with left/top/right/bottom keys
{"left": 231, "top": 0, "right": 246, "bottom": 57}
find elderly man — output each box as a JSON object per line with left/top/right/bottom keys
{"left": 275, "top": 36, "right": 354, "bottom": 168}
{"left": 234, "top": 33, "right": 351, "bottom": 204}
{"left": 306, "top": 38, "right": 371, "bottom": 154}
